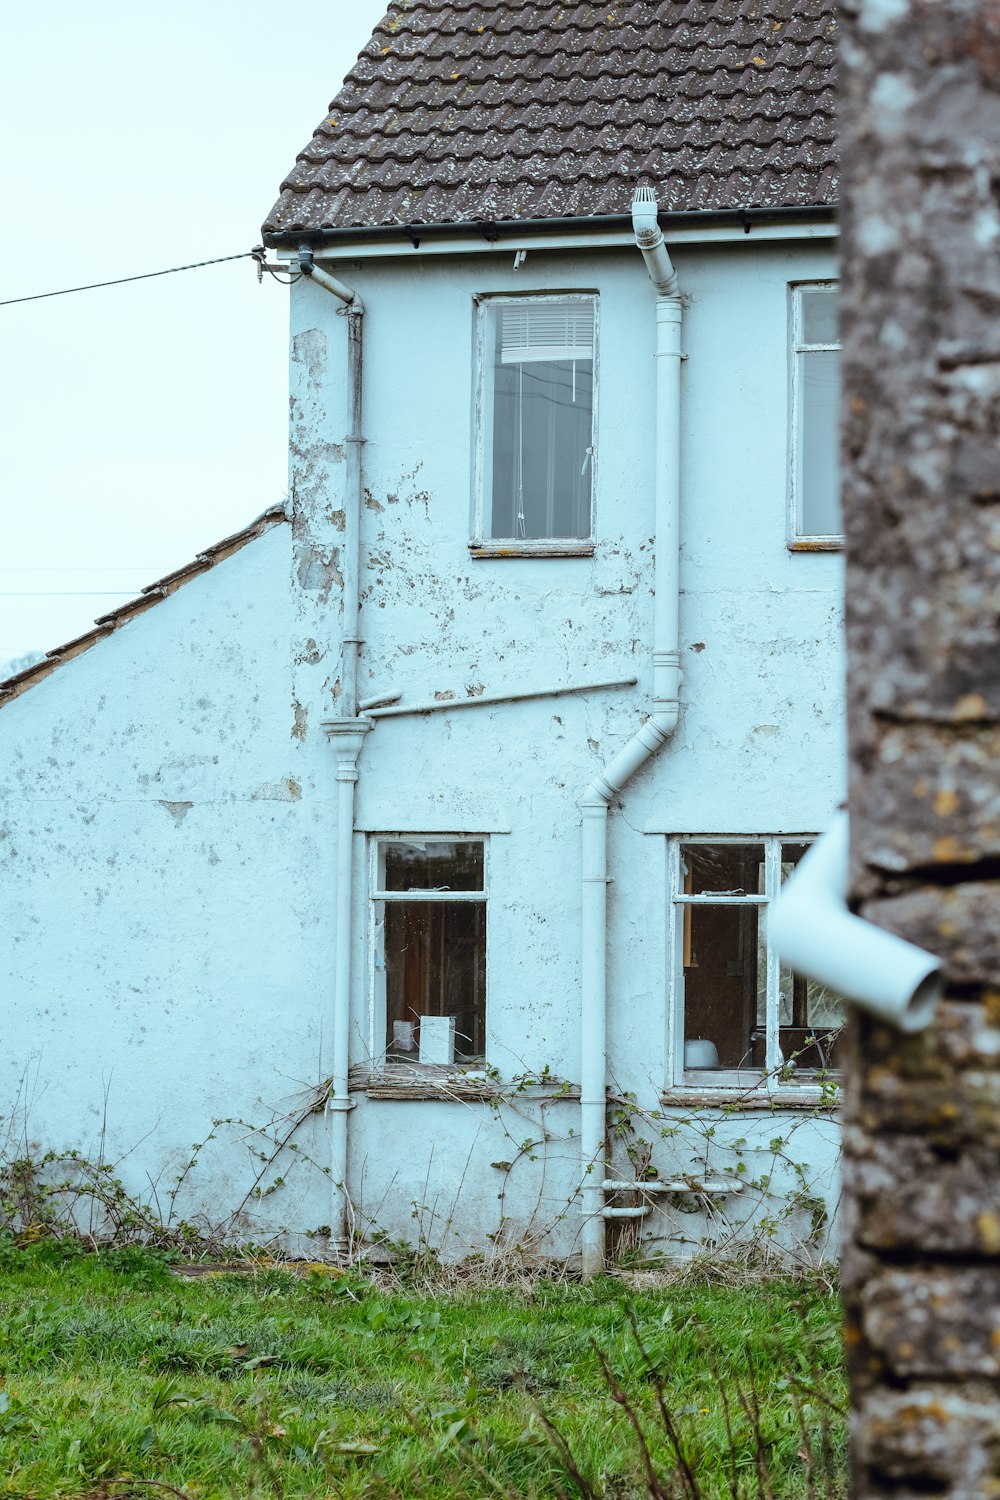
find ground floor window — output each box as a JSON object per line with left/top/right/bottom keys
{"left": 670, "top": 837, "right": 845, "bottom": 1086}
{"left": 371, "top": 838, "right": 487, "bottom": 1064}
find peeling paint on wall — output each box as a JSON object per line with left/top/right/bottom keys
{"left": 0, "top": 242, "right": 848, "bottom": 1263}
{"left": 252, "top": 779, "right": 302, "bottom": 802}
{"left": 158, "top": 800, "right": 194, "bottom": 824}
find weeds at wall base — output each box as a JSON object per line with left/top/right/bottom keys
{"left": 0, "top": 1057, "right": 839, "bottom": 1278}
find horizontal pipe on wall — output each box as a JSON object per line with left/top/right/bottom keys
{"left": 358, "top": 690, "right": 402, "bottom": 711}
{"left": 366, "top": 676, "right": 638, "bottom": 718}
{"left": 602, "top": 1179, "right": 741, "bottom": 1195}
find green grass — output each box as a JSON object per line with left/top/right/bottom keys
{"left": 0, "top": 1240, "right": 846, "bottom": 1499}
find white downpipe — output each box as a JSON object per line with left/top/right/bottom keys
{"left": 300, "top": 244, "right": 371, "bottom": 1254}
{"left": 298, "top": 245, "right": 364, "bottom": 716}
{"left": 321, "top": 720, "right": 372, "bottom": 1251}
{"left": 579, "top": 192, "right": 684, "bottom": 1279}
{"left": 768, "top": 810, "right": 942, "bottom": 1032}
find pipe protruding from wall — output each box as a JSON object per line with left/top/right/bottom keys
{"left": 768, "top": 810, "right": 943, "bottom": 1033}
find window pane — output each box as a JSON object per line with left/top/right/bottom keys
{"left": 382, "top": 840, "right": 484, "bottom": 892}
{"left": 800, "top": 348, "right": 841, "bottom": 535}
{"left": 683, "top": 903, "right": 762, "bottom": 1069}
{"left": 680, "top": 843, "right": 765, "bottom": 896}
{"left": 487, "top": 302, "right": 594, "bottom": 540}
{"left": 777, "top": 841, "right": 845, "bottom": 1070}
{"left": 781, "top": 842, "right": 811, "bottom": 878}
{"left": 801, "top": 289, "right": 839, "bottom": 345}
{"left": 778, "top": 966, "right": 845, "bottom": 1071}
{"left": 385, "top": 900, "right": 486, "bottom": 1060}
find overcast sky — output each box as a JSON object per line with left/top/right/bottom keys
{"left": 0, "top": 0, "right": 387, "bottom": 666}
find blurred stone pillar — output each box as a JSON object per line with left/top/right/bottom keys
{"left": 840, "top": 2, "right": 1000, "bottom": 1492}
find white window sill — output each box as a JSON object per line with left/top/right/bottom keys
{"left": 468, "top": 541, "right": 595, "bottom": 559}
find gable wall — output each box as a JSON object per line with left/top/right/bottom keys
{"left": 0, "top": 525, "right": 340, "bottom": 1240}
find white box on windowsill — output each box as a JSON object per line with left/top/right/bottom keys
{"left": 419, "top": 1016, "right": 456, "bottom": 1065}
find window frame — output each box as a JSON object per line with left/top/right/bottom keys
{"left": 470, "top": 292, "right": 599, "bottom": 558}
{"left": 788, "top": 281, "right": 842, "bottom": 552}
{"left": 666, "top": 834, "right": 841, "bottom": 1093}
{"left": 368, "top": 835, "right": 489, "bottom": 1067}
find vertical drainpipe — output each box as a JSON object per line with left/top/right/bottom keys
{"left": 299, "top": 246, "right": 371, "bottom": 1257}
{"left": 579, "top": 190, "right": 684, "bottom": 1279}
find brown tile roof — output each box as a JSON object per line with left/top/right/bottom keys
{"left": 0, "top": 504, "right": 288, "bottom": 710}
{"left": 263, "top": 0, "right": 837, "bottom": 241}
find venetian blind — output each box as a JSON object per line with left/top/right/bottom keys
{"left": 499, "top": 302, "right": 594, "bottom": 364}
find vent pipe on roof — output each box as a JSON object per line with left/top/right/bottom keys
{"left": 579, "top": 191, "right": 684, "bottom": 1279}
{"left": 631, "top": 188, "right": 680, "bottom": 297}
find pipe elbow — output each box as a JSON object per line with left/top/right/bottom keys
{"left": 649, "top": 703, "right": 680, "bottom": 738}
{"left": 768, "top": 811, "right": 942, "bottom": 1033}
{"left": 297, "top": 245, "right": 363, "bottom": 311}
{"left": 582, "top": 780, "right": 613, "bottom": 811}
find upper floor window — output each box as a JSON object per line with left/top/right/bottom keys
{"left": 473, "top": 295, "right": 596, "bottom": 552}
{"left": 790, "top": 283, "right": 841, "bottom": 548}
{"left": 669, "top": 837, "right": 845, "bottom": 1089}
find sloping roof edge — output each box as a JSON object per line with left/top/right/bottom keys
{"left": 0, "top": 503, "right": 289, "bottom": 711}
{"left": 262, "top": 0, "right": 838, "bottom": 237}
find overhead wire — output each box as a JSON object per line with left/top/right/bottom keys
{"left": 0, "top": 251, "right": 259, "bottom": 308}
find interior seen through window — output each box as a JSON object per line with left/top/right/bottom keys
{"left": 373, "top": 839, "right": 487, "bottom": 1064}
{"left": 676, "top": 839, "right": 845, "bottom": 1078}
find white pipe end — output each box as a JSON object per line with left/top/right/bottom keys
{"left": 768, "top": 812, "right": 944, "bottom": 1033}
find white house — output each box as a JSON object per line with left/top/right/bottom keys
{"left": 0, "top": 0, "right": 843, "bottom": 1273}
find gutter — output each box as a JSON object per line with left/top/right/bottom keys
{"left": 298, "top": 244, "right": 372, "bottom": 1257}
{"left": 264, "top": 204, "right": 837, "bottom": 253}
{"left": 579, "top": 187, "right": 685, "bottom": 1280}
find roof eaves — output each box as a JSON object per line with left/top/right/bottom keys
{"left": 0, "top": 502, "right": 289, "bottom": 711}
{"left": 263, "top": 202, "right": 837, "bottom": 251}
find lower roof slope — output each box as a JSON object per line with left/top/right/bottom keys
{"left": 263, "top": 0, "right": 837, "bottom": 242}
{"left": 0, "top": 505, "right": 288, "bottom": 710}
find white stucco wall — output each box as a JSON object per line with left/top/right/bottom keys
{"left": 0, "top": 525, "right": 340, "bottom": 1242}
{"left": 290, "top": 233, "right": 846, "bottom": 1260}
{"left": 0, "top": 230, "right": 845, "bottom": 1264}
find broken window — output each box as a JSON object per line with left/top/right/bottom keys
{"left": 475, "top": 295, "right": 596, "bottom": 546}
{"left": 671, "top": 838, "right": 845, "bottom": 1085}
{"left": 790, "top": 283, "right": 841, "bottom": 545}
{"left": 371, "top": 839, "right": 487, "bottom": 1064}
